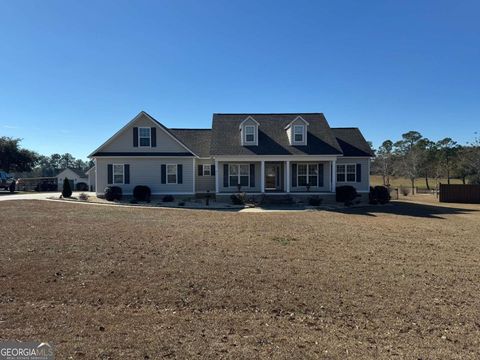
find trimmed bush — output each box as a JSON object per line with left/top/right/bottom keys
{"left": 336, "top": 185, "right": 359, "bottom": 206}
{"left": 104, "top": 186, "right": 122, "bottom": 201}
{"left": 308, "top": 196, "right": 323, "bottom": 206}
{"left": 79, "top": 192, "right": 89, "bottom": 201}
{"left": 62, "top": 178, "right": 72, "bottom": 198}
{"left": 162, "top": 195, "right": 174, "bottom": 202}
{"left": 230, "top": 193, "right": 245, "bottom": 205}
{"left": 369, "top": 186, "right": 391, "bottom": 205}
{"left": 76, "top": 182, "right": 88, "bottom": 191}
{"left": 133, "top": 185, "right": 151, "bottom": 202}
{"left": 400, "top": 186, "right": 411, "bottom": 196}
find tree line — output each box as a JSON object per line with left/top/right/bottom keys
{"left": 372, "top": 131, "right": 480, "bottom": 189}
{"left": 0, "top": 136, "right": 93, "bottom": 177}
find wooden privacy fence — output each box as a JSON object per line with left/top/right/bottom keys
{"left": 439, "top": 184, "right": 480, "bottom": 203}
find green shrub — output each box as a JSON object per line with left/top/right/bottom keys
{"left": 162, "top": 195, "right": 174, "bottom": 202}
{"left": 133, "top": 185, "right": 151, "bottom": 202}
{"left": 104, "top": 186, "right": 122, "bottom": 201}
{"left": 308, "top": 196, "right": 323, "bottom": 206}
{"left": 230, "top": 193, "right": 245, "bottom": 205}
{"left": 62, "top": 178, "right": 72, "bottom": 198}
{"left": 369, "top": 186, "right": 391, "bottom": 205}
{"left": 336, "top": 186, "right": 359, "bottom": 206}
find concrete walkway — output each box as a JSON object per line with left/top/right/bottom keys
{"left": 0, "top": 191, "right": 95, "bottom": 201}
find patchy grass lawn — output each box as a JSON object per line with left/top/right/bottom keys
{"left": 1, "top": 200, "right": 480, "bottom": 359}
{"left": 371, "top": 175, "right": 463, "bottom": 189}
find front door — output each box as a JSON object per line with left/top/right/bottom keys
{"left": 265, "top": 164, "right": 279, "bottom": 190}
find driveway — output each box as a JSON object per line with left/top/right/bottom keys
{"left": 0, "top": 192, "right": 95, "bottom": 201}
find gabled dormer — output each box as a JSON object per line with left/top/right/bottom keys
{"left": 239, "top": 116, "right": 259, "bottom": 146}
{"left": 285, "top": 116, "right": 309, "bottom": 146}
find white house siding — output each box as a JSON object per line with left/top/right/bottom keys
{"left": 290, "top": 161, "right": 332, "bottom": 192}
{"left": 95, "top": 157, "right": 195, "bottom": 195}
{"left": 217, "top": 161, "right": 261, "bottom": 192}
{"left": 57, "top": 169, "right": 88, "bottom": 191}
{"left": 86, "top": 167, "right": 96, "bottom": 191}
{"left": 195, "top": 158, "right": 215, "bottom": 193}
{"left": 335, "top": 157, "right": 370, "bottom": 192}
{"left": 100, "top": 114, "right": 189, "bottom": 153}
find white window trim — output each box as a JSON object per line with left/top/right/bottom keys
{"left": 296, "top": 163, "right": 318, "bottom": 187}
{"left": 228, "top": 164, "right": 250, "bottom": 187}
{"left": 293, "top": 125, "right": 305, "bottom": 143}
{"left": 202, "top": 164, "right": 211, "bottom": 176}
{"left": 138, "top": 127, "right": 151, "bottom": 148}
{"left": 166, "top": 164, "right": 178, "bottom": 184}
{"left": 244, "top": 125, "right": 256, "bottom": 144}
{"left": 336, "top": 163, "right": 357, "bottom": 183}
{"left": 113, "top": 163, "right": 125, "bottom": 185}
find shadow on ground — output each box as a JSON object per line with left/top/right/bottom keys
{"left": 324, "top": 201, "right": 478, "bottom": 219}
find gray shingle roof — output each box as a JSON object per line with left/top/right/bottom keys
{"left": 169, "top": 129, "right": 212, "bottom": 157}
{"left": 331, "top": 128, "right": 374, "bottom": 157}
{"left": 210, "top": 113, "right": 343, "bottom": 156}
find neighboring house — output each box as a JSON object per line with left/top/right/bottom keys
{"left": 56, "top": 168, "right": 88, "bottom": 191}
{"left": 89, "top": 111, "right": 373, "bottom": 201}
{"left": 86, "top": 166, "right": 96, "bottom": 191}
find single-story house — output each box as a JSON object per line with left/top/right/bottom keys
{"left": 89, "top": 111, "right": 373, "bottom": 201}
{"left": 86, "top": 166, "right": 96, "bottom": 191}
{"left": 56, "top": 168, "right": 88, "bottom": 191}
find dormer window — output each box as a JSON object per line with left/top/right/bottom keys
{"left": 285, "top": 116, "right": 309, "bottom": 146}
{"left": 239, "top": 116, "right": 259, "bottom": 146}
{"left": 293, "top": 125, "right": 305, "bottom": 143}
{"left": 244, "top": 125, "right": 256, "bottom": 143}
{"left": 139, "top": 127, "right": 151, "bottom": 147}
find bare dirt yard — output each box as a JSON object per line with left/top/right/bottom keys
{"left": 1, "top": 200, "right": 480, "bottom": 359}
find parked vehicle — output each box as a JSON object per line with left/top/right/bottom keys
{"left": 0, "top": 171, "right": 16, "bottom": 192}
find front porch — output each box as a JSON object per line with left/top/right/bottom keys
{"left": 214, "top": 158, "right": 338, "bottom": 194}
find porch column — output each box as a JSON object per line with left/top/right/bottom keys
{"left": 331, "top": 160, "right": 336, "bottom": 192}
{"left": 260, "top": 160, "right": 265, "bottom": 193}
{"left": 286, "top": 160, "right": 290, "bottom": 192}
{"left": 215, "top": 160, "right": 219, "bottom": 193}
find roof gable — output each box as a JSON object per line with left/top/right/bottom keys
{"left": 331, "top": 128, "right": 374, "bottom": 157}
{"left": 56, "top": 168, "right": 87, "bottom": 179}
{"left": 89, "top": 111, "right": 197, "bottom": 157}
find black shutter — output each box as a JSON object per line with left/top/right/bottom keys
{"left": 356, "top": 163, "right": 362, "bottom": 183}
{"left": 107, "top": 164, "right": 113, "bottom": 184}
{"left": 223, "top": 164, "right": 228, "bottom": 187}
{"left": 133, "top": 127, "right": 138, "bottom": 147}
{"left": 151, "top": 127, "right": 157, "bottom": 147}
{"left": 318, "top": 163, "right": 324, "bottom": 187}
{"left": 198, "top": 165, "right": 203, "bottom": 176}
{"left": 211, "top": 164, "right": 215, "bottom": 176}
{"left": 177, "top": 164, "right": 183, "bottom": 184}
{"left": 250, "top": 164, "right": 255, "bottom": 187}
{"left": 292, "top": 163, "right": 297, "bottom": 187}
{"left": 161, "top": 164, "right": 166, "bottom": 184}
{"left": 124, "top": 164, "right": 130, "bottom": 184}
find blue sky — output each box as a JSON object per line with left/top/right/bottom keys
{"left": 1, "top": 0, "right": 479, "bottom": 159}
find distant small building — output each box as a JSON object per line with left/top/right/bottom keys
{"left": 86, "top": 166, "right": 96, "bottom": 191}
{"left": 56, "top": 168, "right": 88, "bottom": 191}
